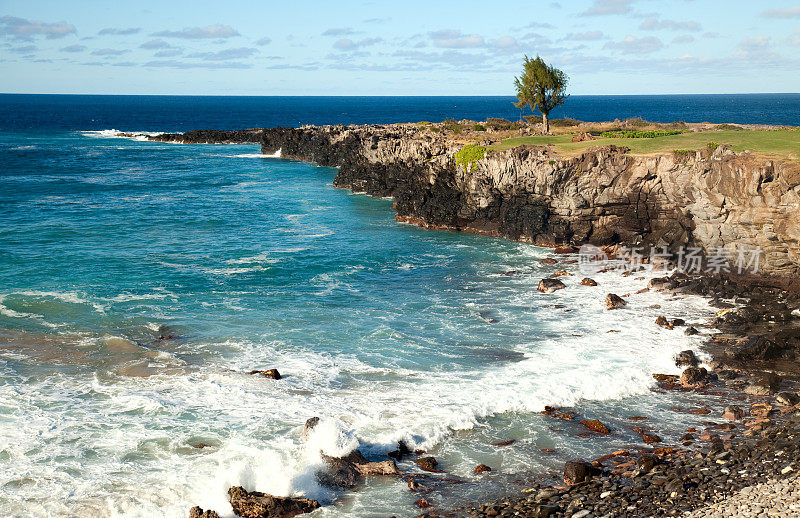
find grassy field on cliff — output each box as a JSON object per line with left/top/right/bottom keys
{"left": 491, "top": 129, "right": 800, "bottom": 159}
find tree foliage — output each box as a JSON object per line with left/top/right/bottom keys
{"left": 513, "top": 55, "right": 568, "bottom": 134}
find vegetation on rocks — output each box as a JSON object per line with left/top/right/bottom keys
{"left": 454, "top": 145, "right": 487, "bottom": 170}
{"left": 601, "top": 129, "right": 686, "bottom": 138}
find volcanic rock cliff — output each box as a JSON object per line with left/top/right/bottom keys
{"left": 257, "top": 125, "right": 800, "bottom": 284}
{"left": 151, "top": 124, "right": 800, "bottom": 284}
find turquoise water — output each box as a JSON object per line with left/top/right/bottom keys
{"left": 0, "top": 124, "right": 724, "bottom": 517}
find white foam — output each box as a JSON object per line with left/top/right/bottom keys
{"left": 231, "top": 148, "right": 281, "bottom": 159}
{"left": 80, "top": 129, "right": 166, "bottom": 141}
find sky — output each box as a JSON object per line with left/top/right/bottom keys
{"left": 1, "top": 0, "right": 799, "bottom": 95}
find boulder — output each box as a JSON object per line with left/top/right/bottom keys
{"left": 414, "top": 456, "right": 441, "bottom": 472}
{"left": 722, "top": 405, "right": 745, "bottom": 420}
{"left": 301, "top": 417, "right": 319, "bottom": 440}
{"left": 551, "top": 270, "right": 572, "bottom": 277}
{"left": 564, "top": 460, "right": 595, "bottom": 485}
{"left": 647, "top": 277, "right": 674, "bottom": 291}
{"left": 605, "top": 293, "right": 627, "bottom": 310}
{"left": 670, "top": 318, "right": 686, "bottom": 327}
{"left": 636, "top": 454, "right": 658, "bottom": 473}
{"left": 632, "top": 427, "right": 662, "bottom": 444}
{"left": 581, "top": 278, "right": 598, "bottom": 286}
{"left": 538, "top": 278, "right": 566, "bottom": 293}
{"left": 580, "top": 419, "right": 610, "bottom": 434}
{"left": 540, "top": 258, "right": 558, "bottom": 265}
{"left": 317, "top": 450, "right": 400, "bottom": 488}
{"left": 554, "top": 245, "right": 577, "bottom": 254}
{"left": 387, "top": 440, "right": 412, "bottom": 460}
{"left": 675, "top": 350, "right": 699, "bottom": 368}
{"left": 775, "top": 392, "right": 800, "bottom": 407}
{"left": 228, "top": 486, "right": 320, "bottom": 518}
{"left": 655, "top": 316, "right": 673, "bottom": 329}
{"left": 249, "top": 369, "right": 281, "bottom": 380}
{"left": 189, "top": 507, "right": 219, "bottom": 518}
{"left": 473, "top": 464, "right": 492, "bottom": 474}
{"left": 684, "top": 326, "right": 700, "bottom": 336}
{"left": 743, "top": 373, "right": 782, "bottom": 395}
{"left": 680, "top": 367, "right": 708, "bottom": 387}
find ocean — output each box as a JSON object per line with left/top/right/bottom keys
{"left": 0, "top": 94, "right": 795, "bottom": 517}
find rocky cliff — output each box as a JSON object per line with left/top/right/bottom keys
{"left": 150, "top": 124, "right": 799, "bottom": 283}
{"left": 258, "top": 124, "right": 800, "bottom": 284}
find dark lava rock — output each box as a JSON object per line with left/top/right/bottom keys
{"left": 605, "top": 293, "right": 627, "bottom": 310}
{"left": 249, "top": 369, "right": 281, "bottom": 380}
{"left": 581, "top": 278, "right": 598, "bottom": 286}
{"left": 228, "top": 486, "right": 320, "bottom": 518}
{"left": 414, "top": 456, "right": 441, "bottom": 472}
{"left": 647, "top": 277, "right": 674, "bottom": 290}
{"left": 301, "top": 417, "right": 319, "bottom": 440}
{"left": 580, "top": 419, "right": 610, "bottom": 434}
{"left": 415, "top": 498, "right": 434, "bottom": 509}
{"left": 680, "top": 367, "right": 708, "bottom": 387}
{"left": 655, "top": 316, "right": 673, "bottom": 329}
{"left": 675, "top": 350, "right": 699, "bottom": 367}
{"left": 722, "top": 405, "right": 745, "bottom": 420}
{"left": 474, "top": 464, "right": 492, "bottom": 474}
{"left": 563, "top": 460, "right": 595, "bottom": 485}
{"left": 670, "top": 318, "right": 686, "bottom": 327}
{"left": 388, "top": 440, "right": 412, "bottom": 460}
{"left": 317, "top": 454, "right": 361, "bottom": 489}
{"left": 636, "top": 453, "right": 658, "bottom": 473}
{"left": 744, "top": 373, "right": 782, "bottom": 395}
{"left": 538, "top": 278, "right": 566, "bottom": 293}
{"left": 189, "top": 506, "right": 219, "bottom": 518}
{"left": 540, "top": 258, "right": 558, "bottom": 265}
{"left": 632, "top": 427, "right": 662, "bottom": 444}
{"left": 775, "top": 392, "right": 800, "bottom": 407}
{"left": 684, "top": 326, "right": 700, "bottom": 336}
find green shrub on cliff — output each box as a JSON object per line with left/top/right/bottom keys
{"left": 472, "top": 124, "right": 486, "bottom": 131}
{"left": 455, "top": 145, "right": 487, "bottom": 170}
{"left": 444, "top": 118, "right": 463, "bottom": 134}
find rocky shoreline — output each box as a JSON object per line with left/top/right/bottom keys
{"left": 141, "top": 123, "right": 800, "bottom": 517}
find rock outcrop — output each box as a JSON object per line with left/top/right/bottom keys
{"left": 227, "top": 486, "right": 320, "bottom": 518}
{"left": 257, "top": 125, "right": 800, "bottom": 284}
{"left": 153, "top": 123, "right": 800, "bottom": 284}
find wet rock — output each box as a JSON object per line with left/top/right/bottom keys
{"left": 680, "top": 366, "right": 708, "bottom": 387}
{"left": 655, "top": 316, "right": 673, "bottom": 329}
{"left": 647, "top": 277, "right": 674, "bottom": 291}
{"left": 636, "top": 453, "right": 658, "bottom": 473}
{"left": 228, "top": 486, "right": 320, "bottom": 518}
{"left": 387, "top": 440, "right": 412, "bottom": 460}
{"left": 492, "top": 439, "right": 516, "bottom": 447}
{"left": 750, "top": 402, "right": 773, "bottom": 417}
{"left": 474, "top": 464, "right": 492, "bottom": 474}
{"left": 743, "top": 373, "right": 782, "bottom": 395}
{"left": 249, "top": 369, "right": 281, "bottom": 380}
{"left": 415, "top": 498, "right": 434, "bottom": 509}
{"left": 580, "top": 278, "right": 597, "bottom": 286}
{"left": 653, "top": 373, "right": 679, "bottom": 382}
{"left": 189, "top": 506, "right": 219, "bottom": 518}
{"left": 540, "top": 258, "right": 558, "bottom": 265}
{"left": 684, "top": 326, "right": 700, "bottom": 336}
{"left": 605, "top": 293, "right": 627, "bottom": 310}
{"left": 670, "top": 318, "right": 686, "bottom": 327}
{"left": 632, "top": 427, "right": 662, "bottom": 444}
{"left": 723, "top": 405, "right": 745, "bottom": 420}
{"left": 414, "top": 456, "right": 441, "bottom": 472}
{"left": 554, "top": 245, "right": 577, "bottom": 254}
{"left": 580, "top": 419, "right": 610, "bottom": 434}
{"left": 317, "top": 454, "right": 361, "bottom": 489}
{"left": 538, "top": 278, "right": 566, "bottom": 293}
{"left": 775, "top": 392, "right": 800, "bottom": 407}
{"left": 675, "top": 350, "right": 699, "bottom": 367}
{"left": 551, "top": 270, "right": 572, "bottom": 277}
{"left": 563, "top": 460, "right": 595, "bottom": 485}
{"left": 301, "top": 417, "right": 319, "bottom": 440}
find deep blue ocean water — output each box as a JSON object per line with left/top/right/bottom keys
{"left": 0, "top": 95, "right": 776, "bottom": 517}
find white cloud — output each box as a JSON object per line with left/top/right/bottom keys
{"left": 186, "top": 47, "right": 258, "bottom": 61}
{"left": 563, "top": 31, "right": 605, "bottom": 41}
{"left": 152, "top": 24, "right": 239, "bottom": 39}
{"left": 639, "top": 18, "right": 701, "bottom": 31}
{"left": 603, "top": 35, "right": 663, "bottom": 54}
{"left": 60, "top": 44, "right": 86, "bottom": 52}
{"left": 91, "top": 48, "right": 129, "bottom": 56}
{"left": 322, "top": 28, "right": 356, "bottom": 36}
{"left": 429, "top": 29, "right": 484, "bottom": 48}
{"left": 762, "top": 6, "right": 800, "bottom": 18}
{"left": 140, "top": 39, "right": 173, "bottom": 49}
{"left": 581, "top": 0, "right": 634, "bottom": 16}
{"left": 332, "top": 37, "right": 381, "bottom": 51}
{"left": 98, "top": 27, "right": 140, "bottom": 36}
{"left": 0, "top": 16, "right": 76, "bottom": 39}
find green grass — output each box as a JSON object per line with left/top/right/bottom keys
{"left": 490, "top": 130, "right": 800, "bottom": 159}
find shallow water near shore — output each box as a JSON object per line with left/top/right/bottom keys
{"left": 0, "top": 126, "right": 731, "bottom": 517}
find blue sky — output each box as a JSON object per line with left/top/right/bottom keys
{"left": 1, "top": 0, "right": 798, "bottom": 95}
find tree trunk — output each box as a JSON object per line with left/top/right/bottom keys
{"left": 542, "top": 112, "right": 549, "bottom": 134}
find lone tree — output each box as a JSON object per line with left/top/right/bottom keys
{"left": 513, "top": 55, "right": 568, "bottom": 134}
